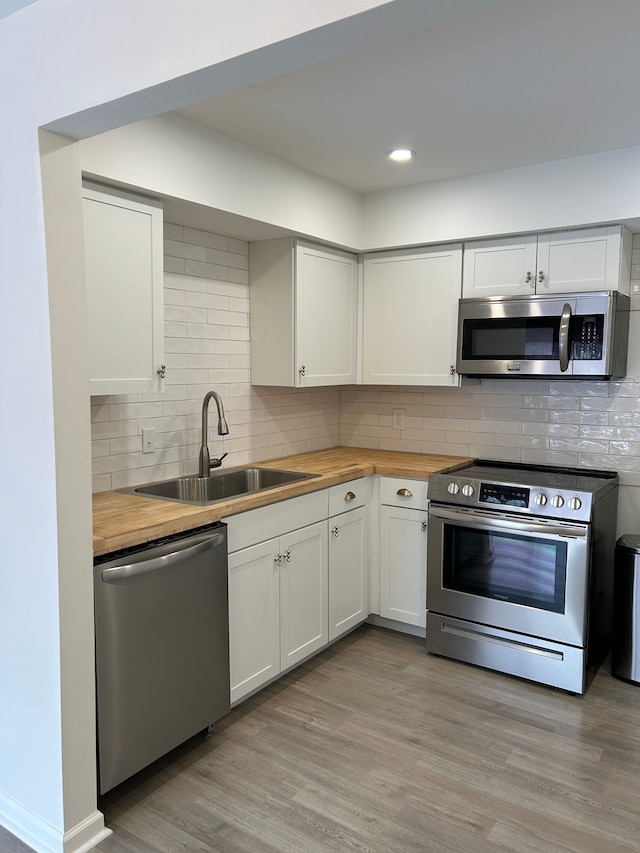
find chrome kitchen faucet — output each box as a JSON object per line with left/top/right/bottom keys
{"left": 199, "top": 391, "right": 229, "bottom": 477}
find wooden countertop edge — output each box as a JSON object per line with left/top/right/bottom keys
{"left": 93, "top": 448, "right": 473, "bottom": 556}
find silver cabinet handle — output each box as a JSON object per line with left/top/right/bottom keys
{"left": 397, "top": 488, "right": 413, "bottom": 497}
{"left": 344, "top": 491, "right": 356, "bottom": 501}
{"left": 101, "top": 533, "right": 224, "bottom": 581}
{"left": 156, "top": 364, "right": 166, "bottom": 379}
{"left": 559, "top": 302, "right": 572, "bottom": 372}
{"left": 332, "top": 526, "right": 339, "bottom": 537}
{"left": 298, "top": 365, "right": 306, "bottom": 377}
{"left": 421, "top": 520, "right": 427, "bottom": 532}
{"left": 525, "top": 271, "right": 533, "bottom": 283}
{"left": 538, "top": 269, "right": 545, "bottom": 283}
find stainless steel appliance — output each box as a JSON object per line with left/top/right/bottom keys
{"left": 427, "top": 461, "right": 619, "bottom": 693}
{"left": 457, "top": 290, "right": 629, "bottom": 378}
{"left": 93, "top": 522, "right": 230, "bottom": 794}
{"left": 611, "top": 535, "right": 640, "bottom": 686}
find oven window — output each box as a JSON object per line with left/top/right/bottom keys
{"left": 443, "top": 525, "right": 567, "bottom": 612}
{"left": 462, "top": 317, "right": 560, "bottom": 360}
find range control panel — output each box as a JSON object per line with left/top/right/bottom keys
{"left": 428, "top": 475, "right": 593, "bottom": 522}
{"left": 479, "top": 483, "right": 529, "bottom": 507}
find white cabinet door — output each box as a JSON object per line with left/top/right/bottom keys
{"left": 363, "top": 245, "right": 462, "bottom": 385}
{"left": 280, "top": 521, "right": 329, "bottom": 669}
{"left": 82, "top": 183, "right": 164, "bottom": 395}
{"left": 379, "top": 505, "right": 428, "bottom": 628}
{"left": 329, "top": 505, "right": 369, "bottom": 641}
{"left": 249, "top": 239, "right": 357, "bottom": 387}
{"left": 296, "top": 243, "right": 358, "bottom": 386}
{"left": 462, "top": 235, "right": 538, "bottom": 298}
{"left": 536, "top": 226, "right": 629, "bottom": 294}
{"left": 463, "top": 226, "right": 631, "bottom": 298}
{"left": 228, "top": 538, "right": 280, "bottom": 704}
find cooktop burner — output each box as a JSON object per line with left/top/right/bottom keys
{"left": 428, "top": 458, "right": 618, "bottom": 522}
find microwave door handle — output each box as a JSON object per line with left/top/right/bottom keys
{"left": 559, "top": 302, "right": 572, "bottom": 372}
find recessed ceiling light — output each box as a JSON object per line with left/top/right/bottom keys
{"left": 387, "top": 148, "right": 415, "bottom": 162}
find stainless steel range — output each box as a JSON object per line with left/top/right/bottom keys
{"left": 426, "top": 460, "right": 619, "bottom": 693}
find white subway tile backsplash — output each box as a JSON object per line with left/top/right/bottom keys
{"left": 183, "top": 227, "right": 227, "bottom": 251}
{"left": 165, "top": 305, "right": 208, "bottom": 324}
{"left": 163, "top": 223, "right": 184, "bottom": 242}
{"left": 164, "top": 257, "right": 185, "bottom": 274}
{"left": 92, "top": 223, "right": 640, "bottom": 500}
{"left": 185, "top": 259, "right": 229, "bottom": 279}
{"left": 187, "top": 323, "right": 230, "bottom": 340}
{"left": 186, "top": 292, "right": 228, "bottom": 310}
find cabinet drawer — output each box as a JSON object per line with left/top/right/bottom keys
{"left": 224, "top": 489, "right": 328, "bottom": 553}
{"left": 328, "top": 478, "right": 369, "bottom": 516}
{"left": 379, "top": 476, "right": 428, "bottom": 510}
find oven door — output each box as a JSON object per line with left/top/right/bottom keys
{"left": 427, "top": 504, "right": 590, "bottom": 647}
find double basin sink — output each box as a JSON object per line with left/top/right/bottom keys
{"left": 121, "top": 466, "right": 320, "bottom": 506}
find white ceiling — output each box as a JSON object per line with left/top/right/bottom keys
{"left": 173, "top": 0, "right": 640, "bottom": 196}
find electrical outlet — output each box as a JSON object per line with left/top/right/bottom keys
{"left": 142, "top": 428, "right": 155, "bottom": 454}
{"left": 633, "top": 283, "right": 640, "bottom": 294}
{"left": 392, "top": 408, "right": 406, "bottom": 431}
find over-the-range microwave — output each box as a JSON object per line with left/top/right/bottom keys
{"left": 456, "top": 290, "right": 630, "bottom": 379}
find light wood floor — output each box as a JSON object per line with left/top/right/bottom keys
{"left": 3, "top": 625, "right": 640, "bottom": 853}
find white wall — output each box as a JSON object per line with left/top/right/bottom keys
{"left": 363, "top": 146, "right": 640, "bottom": 249}
{"left": 81, "top": 115, "right": 364, "bottom": 250}
{"left": 40, "top": 131, "right": 108, "bottom": 848}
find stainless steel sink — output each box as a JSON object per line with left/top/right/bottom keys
{"left": 120, "top": 466, "right": 320, "bottom": 506}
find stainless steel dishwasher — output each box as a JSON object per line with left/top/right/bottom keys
{"left": 93, "top": 522, "right": 229, "bottom": 794}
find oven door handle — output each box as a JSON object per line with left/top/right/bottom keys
{"left": 429, "top": 505, "right": 588, "bottom": 539}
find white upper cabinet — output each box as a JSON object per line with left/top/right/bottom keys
{"left": 249, "top": 239, "right": 357, "bottom": 387}
{"left": 463, "top": 225, "right": 631, "bottom": 298}
{"left": 82, "top": 183, "right": 164, "bottom": 395}
{"left": 362, "top": 244, "right": 462, "bottom": 385}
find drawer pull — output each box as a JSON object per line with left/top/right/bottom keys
{"left": 345, "top": 491, "right": 356, "bottom": 501}
{"left": 397, "top": 488, "right": 413, "bottom": 497}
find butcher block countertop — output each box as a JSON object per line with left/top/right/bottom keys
{"left": 92, "top": 446, "right": 472, "bottom": 557}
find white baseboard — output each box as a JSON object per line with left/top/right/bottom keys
{"left": 64, "top": 812, "right": 111, "bottom": 853}
{"left": 0, "top": 791, "right": 111, "bottom": 853}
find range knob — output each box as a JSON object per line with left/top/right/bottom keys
{"left": 568, "top": 497, "right": 582, "bottom": 511}
{"left": 551, "top": 495, "right": 564, "bottom": 508}
{"left": 534, "top": 493, "right": 548, "bottom": 506}
{"left": 447, "top": 482, "right": 460, "bottom": 495}
{"left": 461, "top": 484, "right": 475, "bottom": 497}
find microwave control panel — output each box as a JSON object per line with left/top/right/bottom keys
{"left": 571, "top": 314, "right": 603, "bottom": 360}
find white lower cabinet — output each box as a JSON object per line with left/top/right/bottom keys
{"left": 378, "top": 477, "right": 429, "bottom": 629}
{"left": 225, "top": 491, "right": 329, "bottom": 704}
{"left": 279, "top": 522, "right": 329, "bottom": 670}
{"left": 226, "top": 481, "right": 371, "bottom": 704}
{"left": 329, "top": 505, "right": 369, "bottom": 640}
{"left": 228, "top": 539, "right": 280, "bottom": 703}
{"left": 228, "top": 521, "right": 328, "bottom": 704}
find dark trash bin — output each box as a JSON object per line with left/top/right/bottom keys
{"left": 612, "top": 534, "right": 640, "bottom": 685}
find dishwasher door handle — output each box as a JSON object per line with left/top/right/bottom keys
{"left": 102, "top": 533, "right": 225, "bottom": 581}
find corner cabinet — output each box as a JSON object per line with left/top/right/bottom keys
{"left": 82, "top": 183, "right": 164, "bottom": 395}
{"left": 249, "top": 239, "right": 358, "bottom": 387}
{"left": 462, "top": 225, "right": 631, "bottom": 298}
{"left": 362, "top": 244, "right": 462, "bottom": 385}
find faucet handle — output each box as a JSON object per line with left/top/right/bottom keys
{"left": 210, "top": 452, "right": 228, "bottom": 470}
